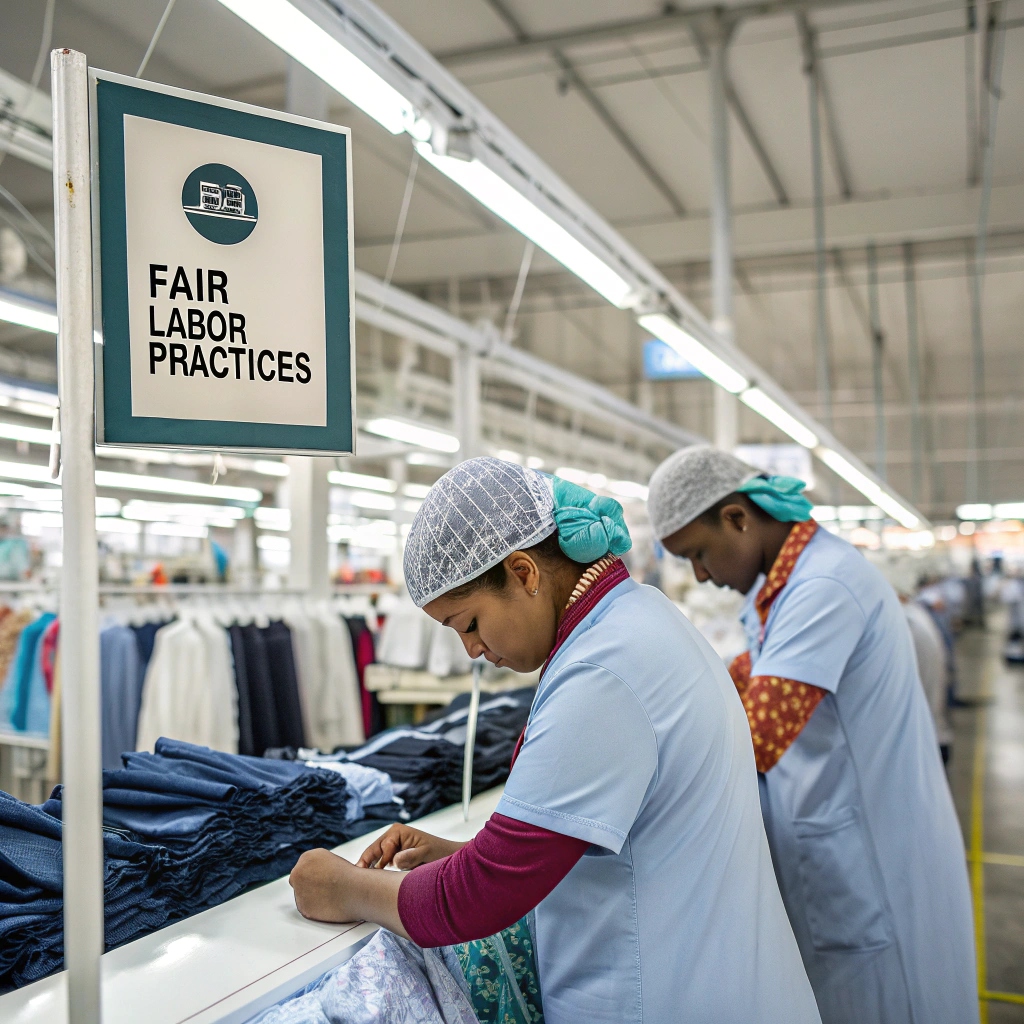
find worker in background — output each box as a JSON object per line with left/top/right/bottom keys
{"left": 289, "top": 457, "right": 821, "bottom": 1024}
{"left": 895, "top": 572, "right": 955, "bottom": 764}
{"left": 647, "top": 446, "right": 977, "bottom": 1024}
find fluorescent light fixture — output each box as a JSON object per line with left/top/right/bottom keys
{"left": 957, "top": 503, "right": 993, "bottom": 520}
{"left": 257, "top": 534, "right": 291, "bottom": 551}
{"left": 0, "top": 460, "right": 59, "bottom": 484}
{"left": 96, "top": 518, "right": 141, "bottom": 535}
{"left": 406, "top": 452, "right": 451, "bottom": 467}
{"left": 811, "top": 505, "right": 837, "bottom": 522}
{"left": 0, "top": 421, "right": 55, "bottom": 446}
{"left": 252, "top": 460, "right": 289, "bottom": 477}
{"left": 94, "top": 470, "right": 261, "bottom": 503}
{"left": 993, "top": 502, "right": 1024, "bottom": 519}
{"left": 554, "top": 466, "right": 615, "bottom": 491}
{"left": 739, "top": 387, "right": 818, "bottom": 449}
{"left": 417, "top": 143, "right": 635, "bottom": 309}
{"left": 607, "top": 479, "right": 649, "bottom": 501}
{"left": 526, "top": 456, "right": 545, "bottom": 470}
{"left": 349, "top": 490, "right": 397, "bottom": 511}
{"left": 638, "top": 314, "right": 748, "bottom": 394}
{"left": 328, "top": 470, "right": 397, "bottom": 492}
{"left": 149, "top": 521, "right": 209, "bottom": 538}
{"left": 255, "top": 506, "right": 291, "bottom": 530}
{"left": 0, "top": 293, "right": 58, "bottom": 334}
{"left": 215, "top": 0, "right": 413, "bottom": 134}
{"left": 496, "top": 449, "right": 523, "bottom": 464}
{"left": 364, "top": 418, "right": 460, "bottom": 453}
{"left": 122, "top": 501, "right": 246, "bottom": 524}
{"left": 402, "top": 482, "right": 432, "bottom": 499}
{"left": 816, "top": 448, "right": 919, "bottom": 529}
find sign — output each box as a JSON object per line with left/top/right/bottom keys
{"left": 90, "top": 71, "right": 354, "bottom": 454}
{"left": 735, "top": 443, "right": 815, "bottom": 491}
{"left": 643, "top": 338, "right": 701, "bottom": 380}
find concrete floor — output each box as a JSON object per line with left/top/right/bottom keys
{"left": 947, "top": 617, "right": 1024, "bottom": 1023}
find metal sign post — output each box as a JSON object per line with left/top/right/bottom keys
{"left": 52, "top": 48, "right": 104, "bottom": 1024}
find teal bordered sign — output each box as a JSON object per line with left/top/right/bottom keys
{"left": 89, "top": 70, "right": 355, "bottom": 454}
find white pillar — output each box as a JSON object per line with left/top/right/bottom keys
{"left": 387, "top": 455, "right": 407, "bottom": 586}
{"left": 286, "top": 455, "right": 332, "bottom": 598}
{"left": 284, "top": 60, "right": 332, "bottom": 598}
{"left": 232, "top": 515, "right": 258, "bottom": 588}
{"left": 52, "top": 48, "right": 103, "bottom": 1024}
{"left": 453, "top": 347, "right": 480, "bottom": 462}
{"left": 708, "top": 31, "right": 738, "bottom": 453}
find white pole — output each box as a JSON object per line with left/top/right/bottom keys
{"left": 462, "top": 661, "right": 482, "bottom": 822}
{"left": 52, "top": 47, "right": 103, "bottom": 1024}
{"left": 708, "top": 29, "right": 738, "bottom": 453}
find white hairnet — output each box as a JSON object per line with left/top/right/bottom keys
{"left": 403, "top": 457, "right": 556, "bottom": 608}
{"left": 647, "top": 446, "right": 758, "bottom": 541}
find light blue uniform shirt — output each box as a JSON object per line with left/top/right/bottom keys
{"left": 740, "top": 528, "right": 977, "bottom": 1024}
{"left": 496, "top": 578, "right": 820, "bottom": 1024}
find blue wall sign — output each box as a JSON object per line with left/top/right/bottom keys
{"left": 643, "top": 338, "right": 701, "bottom": 380}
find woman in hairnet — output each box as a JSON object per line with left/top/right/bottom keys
{"left": 289, "top": 456, "right": 820, "bottom": 1024}
{"left": 647, "top": 446, "right": 977, "bottom": 1024}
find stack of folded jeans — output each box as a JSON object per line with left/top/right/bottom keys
{"left": 298, "top": 688, "right": 534, "bottom": 820}
{"left": 0, "top": 739, "right": 400, "bottom": 993}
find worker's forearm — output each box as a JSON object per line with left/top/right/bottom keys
{"left": 347, "top": 865, "right": 409, "bottom": 938}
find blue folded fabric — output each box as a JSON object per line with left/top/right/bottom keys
{"left": 0, "top": 738, "right": 367, "bottom": 994}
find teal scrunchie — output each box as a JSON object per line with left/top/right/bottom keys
{"left": 551, "top": 477, "right": 632, "bottom": 562}
{"left": 737, "top": 474, "right": 813, "bottom": 522}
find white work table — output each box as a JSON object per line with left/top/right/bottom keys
{"left": 0, "top": 786, "right": 503, "bottom": 1024}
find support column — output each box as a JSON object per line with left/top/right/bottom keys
{"left": 866, "top": 243, "right": 886, "bottom": 482}
{"left": 453, "top": 347, "right": 481, "bottom": 462}
{"left": 387, "top": 456, "right": 407, "bottom": 586}
{"left": 232, "top": 515, "right": 258, "bottom": 588}
{"left": 903, "top": 242, "right": 923, "bottom": 505}
{"left": 802, "top": 30, "right": 833, "bottom": 429}
{"left": 708, "top": 26, "right": 738, "bottom": 452}
{"left": 286, "top": 456, "right": 332, "bottom": 598}
{"left": 52, "top": 48, "right": 103, "bottom": 1024}
{"left": 284, "top": 59, "right": 331, "bottom": 598}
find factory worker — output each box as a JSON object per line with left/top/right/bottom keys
{"left": 290, "top": 456, "right": 820, "bottom": 1024}
{"left": 648, "top": 446, "right": 977, "bottom": 1024}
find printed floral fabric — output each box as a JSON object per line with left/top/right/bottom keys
{"left": 451, "top": 917, "right": 544, "bottom": 1024}
{"left": 738, "top": 520, "right": 828, "bottom": 773}
{"left": 741, "top": 676, "right": 826, "bottom": 773}
{"left": 728, "top": 650, "right": 752, "bottom": 697}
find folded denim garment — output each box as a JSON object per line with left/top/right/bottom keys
{"left": 0, "top": 739, "right": 395, "bottom": 994}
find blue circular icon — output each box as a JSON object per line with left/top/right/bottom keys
{"left": 181, "top": 163, "right": 258, "bottom": 244}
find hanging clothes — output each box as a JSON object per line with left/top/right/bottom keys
{"left": 135, "top": 617, "right": 238, "bottom": 754}
{"left": 314, "top": 605, "right": 365, "bottom": 748}
{"left": 347, "top": 615, "right": 382, "bottom": 738}
{"left": 100, "top": 624, "right": 144, "bottom": 770}
{"left": 263, "top": 621, "right": 305, "bottom": 750}
{"left": 1, "top": 612, "right": 56, "bottom": 734}
{"left": 237, "top": 623, "right": 283, "bottom": 756}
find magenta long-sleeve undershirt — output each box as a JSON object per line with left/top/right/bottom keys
{"left": 396, "top": 812, "right": 589, "bottom": 947}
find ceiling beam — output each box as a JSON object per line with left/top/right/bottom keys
{"left": 689, "top": 23, "right": 790, "bottom": 206}
{"left": 437, "top": 0, "right": 881, "bottom": 66}
{"left": 479, "top": 0, "right": 686, "bottom": 215}
{"left": 798, "top": 12, "right": 854, "bottom": 200}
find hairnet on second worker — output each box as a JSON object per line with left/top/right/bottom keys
{"left": 647, "top": 447, "right": 758, "bottom": 541}
{"left": 403, "top": 457, "right": 557, "bottom": 608}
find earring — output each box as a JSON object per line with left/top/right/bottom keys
{"left": 531, "top": 588, "right": 539, "bottom": 596}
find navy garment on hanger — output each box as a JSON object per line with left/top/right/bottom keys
{"left": 262, "top": 621, "right": 305, "bottom": 750}
{"left": 238, "top": 624, "right": 282, "bottom": 756}
{"left": 228, "top": 624, "right": 256, "bottom": 757}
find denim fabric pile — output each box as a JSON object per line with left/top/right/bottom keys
{"left": 0, "top": 738, "right": 400, "bottom": 993}
{"left": 289, "top": 688, "right": 535, "bottom": 821}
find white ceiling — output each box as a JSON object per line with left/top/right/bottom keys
{"left": 0, "top": 0, "right": 1022, "bottom": 514}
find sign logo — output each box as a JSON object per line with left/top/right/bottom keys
{"left": 181, "top": 163, "right": 258, "bottom": 244}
